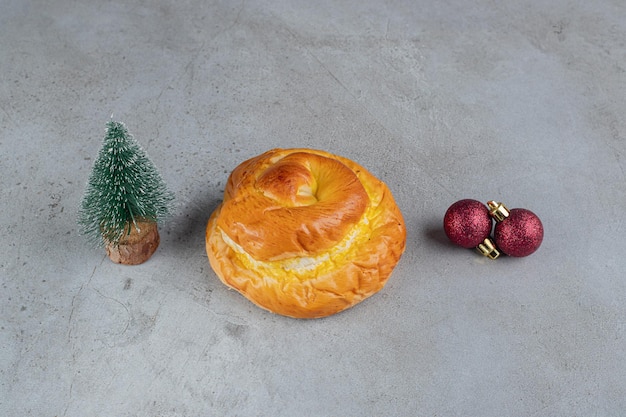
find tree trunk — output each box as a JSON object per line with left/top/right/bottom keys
{"left": 105, "top": 220, "right": 160, "bottom": 265}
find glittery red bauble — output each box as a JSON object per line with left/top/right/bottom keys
{"left": 443, "top": 199, "right": 492, "bottom": 248}
{"left": 494, "top": 208, "right": 543, "bottom": 257}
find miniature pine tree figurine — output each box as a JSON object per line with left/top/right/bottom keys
{"left": 78, "top": 120, "right": 174, "bottom": 265}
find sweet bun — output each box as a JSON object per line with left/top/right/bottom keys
{"left": 205, "top": 148, "right": 406, "bottom": 318}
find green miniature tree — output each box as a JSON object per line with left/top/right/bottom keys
{"left": 78, "top": 120, "right": 174, "bottom": 260}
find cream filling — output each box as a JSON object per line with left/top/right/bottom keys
{"left": 219, "top": 214, "right": 370, "bottom": 273}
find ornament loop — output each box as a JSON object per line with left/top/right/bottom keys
{"left": 487, "top": 201, "right": 510, "bottom": 222}
{"left": 477, "top": 238, "right": 500, "bottom": 260}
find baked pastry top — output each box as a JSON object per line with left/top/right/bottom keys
{"left": 206, "top": 148, "right": 406, "bottom": 318}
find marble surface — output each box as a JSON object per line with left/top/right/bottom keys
{"left": 1, "top": 0, "right": 625, "bottom": 416}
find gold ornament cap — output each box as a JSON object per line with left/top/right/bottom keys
{"left": 487, "top": 201, "right": 510, "bottom": 223}
{"left": 477, "top": 237, "right": 500, "bottom": 260}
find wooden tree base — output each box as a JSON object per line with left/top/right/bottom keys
{"left": 106, "top": 221, "right": 160, "bottom": 265}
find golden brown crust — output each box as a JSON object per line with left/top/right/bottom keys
{"left": 206, "top": 148, "right": 406, "bottom": 318}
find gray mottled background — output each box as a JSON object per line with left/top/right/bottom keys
{"left": 1, "top": 0, "right": 625, "bottom": 416}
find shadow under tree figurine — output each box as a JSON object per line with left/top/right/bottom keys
{"left": 78, "top": 120, "right": 174, "bottom": 265}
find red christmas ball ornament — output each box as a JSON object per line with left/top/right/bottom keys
{"left": 444, "top": 199, "right": 493, "bottom": 249}
{"left": 488, "top": 201, "right": 543, "bottom": 257}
